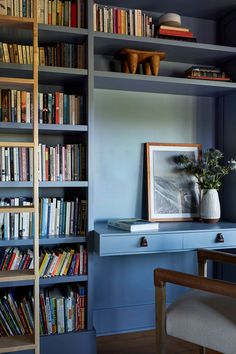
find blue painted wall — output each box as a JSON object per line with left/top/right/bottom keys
{"left": 93, "top": 89, "right": 215, "bottom": 335}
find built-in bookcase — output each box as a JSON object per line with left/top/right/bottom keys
{"left": 0, "top": 1, "right": 96, "bottom": 354}
{"left": 3, "top": 0, "right": 236, "bottom": 347}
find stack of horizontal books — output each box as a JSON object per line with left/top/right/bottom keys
{"left": 156, "top": 24, "right": 196, "bottom": 42}
{"left": 184, "top": 65, "right": 231, "bottom": 81}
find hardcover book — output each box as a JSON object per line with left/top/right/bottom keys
{"left": 107, "top": 218, "right": 159, "bottom": 232}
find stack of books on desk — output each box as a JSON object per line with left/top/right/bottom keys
{"left": 108, "top": 218, "right": 159, "bottom": 232}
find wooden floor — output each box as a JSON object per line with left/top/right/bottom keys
{"left": 96, "top": 330, "right": 220, "bottom": 354}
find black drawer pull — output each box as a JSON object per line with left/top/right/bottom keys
{"left": 140, "top": 237, "right": 148, "bottom": 247}
{"left": 216, "top": 233, "right": 224, "bottom": 243}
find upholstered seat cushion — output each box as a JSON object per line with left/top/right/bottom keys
{"left": 166, "top": 289, "right": 236, "bottom": 354}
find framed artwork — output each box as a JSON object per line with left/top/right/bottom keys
{"left": 146, "top": 143, "right": 201, "bottom": 221}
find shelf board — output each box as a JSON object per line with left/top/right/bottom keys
{"left": 0, "top": 181, "right": 88, "bottom": 188}
{"left": 0, "top": 236, "right": 86, "bottom": 247}
{"left": 0, "top": 182, "right": 33, "bottom": 188}
{"left": 0, "top": 269, "right": 35, "bottom": 282}
{"left": 39, "top": 236, "right": 86, "bottom": 245}
{"left": 0, "top": 15, "right": 34, "bottom": 29}
{"left": 0, "top": 64, "right": 88, "bottom": 84}
{"left": 39, "top": 66, "right": 88, "bottom": 85}
{"left": 0, "top": 63, "right": 33, "bottom": 79}
{"left": 39, "top": 181, "right": 88, "bottom": 187}
{"left": 38, "top": 24, "right": 88, "bottom": 44}
{"left": 94, "top": 32, "right": 236, "bottom": 65}
{"left": 0, "top": 334, "right": 35, "bottom": 353}
{"left": 40, "top": 275, "right": 88, "bottom": 285}
{"left": 0, "top": 122, "right": 88, "bottom": 134}
{"left": 94, "top": 71, "right": 236, "bottom": 97}
{"left": 39, "top": 123, "right": 88, "bottom": 133}
{"left": 95, "top": 0, "right": 236, "bottom": 20}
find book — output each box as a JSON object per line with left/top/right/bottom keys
{"left": 158, "top": 28, "right": 193, "bottom": 38}
{"left": 107, "top": 218, "right": 159, "bottom": 232}
{"left": 159, "top": 24, "right": 190, "bottom": 32}
{"left": 158, "top": 34, "right": 197, "bottom": 42}
{"left": 185, "top": 75, "right": 231, "bottom": 81}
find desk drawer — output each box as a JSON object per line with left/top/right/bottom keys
{"left": 183, "top": 230, "right": 236, "bottom": 249}
{"left": 98, "top": 233, "right": 183, "bottom": 256}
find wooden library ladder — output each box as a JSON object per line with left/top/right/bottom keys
{"left": 0, "top": 1, "right": 39, "bottom": 353}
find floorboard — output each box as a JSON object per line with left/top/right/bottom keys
{"left": 96, "top": 330, "right": 220, "bottom": 354}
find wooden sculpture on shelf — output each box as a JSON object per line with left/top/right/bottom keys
{"left": 116, "top": 49, "right": 166, "bottom": 76}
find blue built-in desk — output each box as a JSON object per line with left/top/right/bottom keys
{"left": 93, "top": 221, "right": 236, "bottom": 335}
{"left": 94, "top": 221, "right": 236, "bottom": 256}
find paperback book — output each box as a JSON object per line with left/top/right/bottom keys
{"left": 107, "top": 218, "right": 159, "bottom": 232}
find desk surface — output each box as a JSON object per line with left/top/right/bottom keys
{"left": 94, "top": 221, "right": 236, "bottom": 256}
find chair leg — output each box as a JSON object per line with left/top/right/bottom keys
{"left": 156, "top": 329, "right": 165, "bottom": 354}
{"left": 199, "top": 347, "right": 206, "bottom": 354}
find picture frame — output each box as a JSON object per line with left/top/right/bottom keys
{"left": 146, "top": 143, "right": 201, "bottom": 221}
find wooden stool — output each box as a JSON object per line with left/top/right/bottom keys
{"left": 116, "top": 49, "right": 166, "bottom": 76}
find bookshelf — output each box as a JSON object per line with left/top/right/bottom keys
{"left": 2, "top": 0, "right": 236, "bottom": 347}
{"left": 0, "top": 1, "right": 95, "bottom": 354}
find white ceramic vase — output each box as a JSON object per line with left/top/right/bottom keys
{"left": 200, "top": 189, "right": 220, "bottom": 223}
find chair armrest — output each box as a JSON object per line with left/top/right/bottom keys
{"left": 154, "top": 268, "right": 236, "bottom": 298}
{"left": 154, "top": 267, "right": 236, "bottom": 353}
{"left": 197, "top": 249, "right": 236, "bottom": 276}
{"left": 198, "top": 248, "right": 236, "bottom": 265}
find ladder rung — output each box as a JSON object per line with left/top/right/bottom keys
{"left": 0, "top": 14, "right": 34, "bottom": 27}
{"left": 0, "top": 142, "right": 34, "bottom": 148}
{"left": 0, "top": 77, "right": 34, "bottom": 88}
{"left": 0, "top": 269, "right": 35, "bottom": 282}
{"left": 0, "top": 334, "right": 35, "bottom": 353}
{"left": 0, "top": 206, "right": 34, "bottom": 213}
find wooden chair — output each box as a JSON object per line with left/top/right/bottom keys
{"left": 154, "top": 249, "right": 236, "bottom": 354}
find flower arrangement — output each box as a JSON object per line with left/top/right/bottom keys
{"left": 176, "top": 148, "right": 236, "bottom": 190}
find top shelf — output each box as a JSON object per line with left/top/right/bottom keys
{"left": 94, "top": 32, "right": 236, "bottom": 66}
{"left": 95, "top": 0, "right": 236, "bottom": 20}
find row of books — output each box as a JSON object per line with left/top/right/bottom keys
{"left": 39, "top": 0, "right": 86, "bottom": 28}
{"left": 38, "top": 143, "right": 86, "bottom": 182}
{"left": 0, "top": 289, "right": 34, "bottom": 336}
{"left": 93, "top": 4, "right": 155, "bottom": 37}
{"left": 39, "top": 245, "right": 87, "bottom": 277}
{"left": 0, "top": 285, "right": 86, "bottom": 336}
{"left": 38, "top": 42, "right": 86, "bottom": 68}
{"left": 0, "top": 43, "right": 33, "bottom": 65}
{"left": 0, "top": 147, "right": 33, "bottom": 182}
{"left": 0, "top": 197, "right": 87, "bottom": 240}
{"left": 0, "top": 143, "right": 86, "bottom": 182}
{"left": 0, "top": 245, "right": 87, "bottom": 275}
{"left": 0, "top": 247, "right": 33, "bottom": 271}
{"left": 40, "top": 285, "right": 86, "bottom": 334}
{"left": 39, "top": 198, "right": 87, "bottom": 238}
{"left": 0, "top": 42, "right": 86, "bottom": 68}
{"left": 0, "top": 0, "right": 33, "bottom": 17}
{"left": 0, "top": 198, "right": 33, "bottom": 240}
{"left": 0, "top": 89, "right": 86, "bottom": 125}
{"left": 38, "top": 92, "right": 86, "bottom": 125}
{"left": 185, "top": 65, "right": 231, "bottom": 81}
